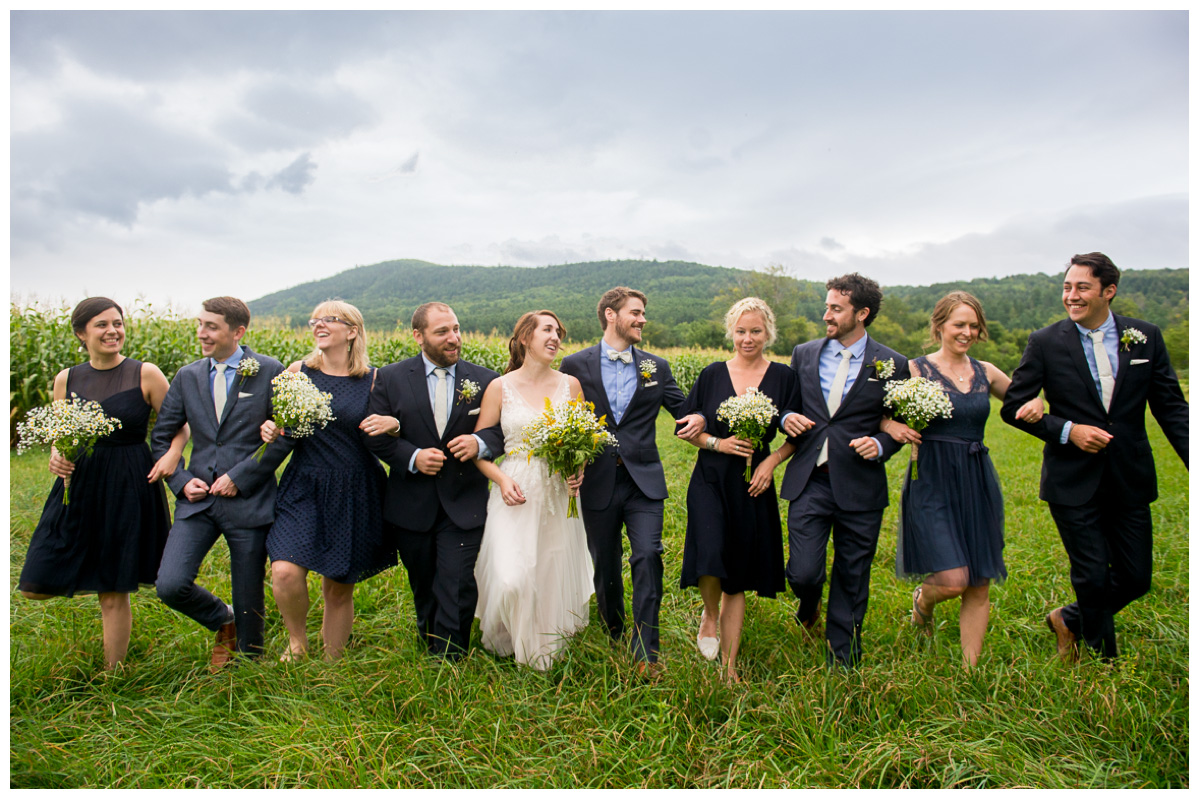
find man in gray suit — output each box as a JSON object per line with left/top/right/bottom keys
{"left": 152, "top": 296, "right": 291, "bottom": 668}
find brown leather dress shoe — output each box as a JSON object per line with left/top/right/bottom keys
{"left": 211, "top": 620, "right": 238, "bottom": 672}
{"left": 1046, "top": 607, "right": 1079, "bottom": 663}
{"left": 635, "top": 661, "right": 666, "bottom": 681}
{"left": 795, "top": 599, "right": 824, "bottom": 639}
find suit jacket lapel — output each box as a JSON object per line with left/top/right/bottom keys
{"left": 834, "top": 336, "right": 874, "bottom": 416}
{"left": 407, "top": 360, "right": 440, "bottom": 440}
{"left": 1062, "top": 322, "right": 1105, "bottom": 412}
{"left": 1109, "top": 314, "right": 1133, "bottom": 406}
{"left": 195, "top": 358, "right": 220, "bottom": 430}
{"left": 444, "top": 363, "right": 471, "bottom": 435}
{"left": 217, "top": 349, "right": 250, "bottom": 429}
{"left": 805, "top": 343, "right": 829, "bottom": 421}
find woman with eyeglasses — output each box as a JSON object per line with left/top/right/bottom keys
{"left": 259, "top": 300, "right": 395, "bottom": 661}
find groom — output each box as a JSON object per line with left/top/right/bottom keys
{"left": 364, "top": 302, "right": 504, "bottom": 660}
{"left": 561, "top": 287, "right": 705, "bottom": 678}
{"left": 1001, "top": 252, "right": 1188, "bottom": 661}
{"left": 152, "top": 296, "right": 291, "bottom": 667}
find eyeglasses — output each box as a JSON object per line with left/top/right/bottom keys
{"left": 308, "top": 316, "right": 350, "bottom": 328}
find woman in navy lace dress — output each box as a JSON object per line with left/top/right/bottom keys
{"left": 18, "top": 297, "right": 188, "bottom": 669}
{"left": 884, "top": 292, "right": 1043, "bottom": 665}
{"left": 261, "top": 301, "right": 393, "bottom": 661}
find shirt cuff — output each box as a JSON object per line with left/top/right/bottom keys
{"left": 1060, "top": 421, "right": 1073, "bottom": 445}
{"left": 408, "top": 451, "right": 419, "bottom": 473}
{"left": 870, "top": 436, "right": 885, "bottom": 461}
{"left": 473, "top": 434, "right": 492, "bottom": 461}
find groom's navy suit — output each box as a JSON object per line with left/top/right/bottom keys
{"left": 780, "top": 334, "right": 908, "bottom": 666}
{"left": 366, "top": 355, "right": 504, "bottom": 658}
{"left": 560, "top": 344, "right": 687, "bottom": 663}
{"left": 1001, "top": 313, "right": 1188, "bottom": 658}
{"left": 152, "top": 345, "right": 291, "bottom": 655}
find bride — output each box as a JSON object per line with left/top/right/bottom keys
{"left": 472, "top": 310, "right": 595, "bottom": 670}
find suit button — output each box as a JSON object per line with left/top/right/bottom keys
{"left": 216, "top": 441, "right": 223, "bottom": 447}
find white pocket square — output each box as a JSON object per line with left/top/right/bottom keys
{"left": 468, "top": 408, "right": 481, "bottom": 416}
{"left": 867, "top": 377, "right": 880, "bottom": 382}
{"left": 644, "top": 381, "right": 658, "bottom": 388}
{"left": 1131, "top": 359, "right": 1149, "bottom": 365}
{"left": 238, "top": 392, "right": 253, "bottom": 398}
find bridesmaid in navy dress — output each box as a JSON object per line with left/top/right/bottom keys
{"left": 261, "top": 300, "right": 394, "bottom": 661}
{"left": 19, "top": 297, "right": 188, "bottom": 669}
{"left": 680, "top": 297, "right": 800, "bottom": 684}
{"left": 883, "top": 292, "right": 1043, "bottom": 665}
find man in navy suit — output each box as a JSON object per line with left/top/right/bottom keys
{"left": 364, "top": 302, "right": 505, "bottom": 660}
{"left": 1001, "top": 252, "right": 1188, "bottom": 661}
{"left": 560, "top": 287, "right": 705, "bottom": 678}
{"left": 152, "top": 296, "right": 292, "bottom": 668}
{"left": 779, "top": 274, "right": 909, "bottom": 668}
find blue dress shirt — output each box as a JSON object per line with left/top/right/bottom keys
{"left": 1060, "top": 312, "right": 1119, "bottom": 444}
{"left": 209, "top": 345, "right": 244, "bottom": 400}
{"left": 783, "top": 334, "right": 883, "bottom": 459}
{"left": 599, "top": 340, "right": 638, "bottom": 425}
{"left": 408, "top": 353, "right": 491, "bottom": 472}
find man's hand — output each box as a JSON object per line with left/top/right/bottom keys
{"left": 415, "top": 447, "right": 447, "bottom": 475}
{"left": 849, "top": 437, "right": 880, "bottom": 460}
{"left": 782, "top": 413, "right": 815, "bottom": 437}
{"left": 1068, "top": 424, "right": 1113, "bottom": 453}
{"left": 674, "top": 413, "right": 705, "bottom": 439}
{"left": 447, "top": 434, "right": 480, "bottom": 462}
{"left": 182, "top": 477, "right": 211, "bottom": 502}
{"left": 210, "top": 473, "right": 239, "bottom": 497}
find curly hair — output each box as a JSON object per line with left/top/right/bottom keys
{"left": 826, "top": 273, "right": 883, "bottom": 328}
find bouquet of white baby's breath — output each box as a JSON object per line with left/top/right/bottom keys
{"left": 882, "top": 377, "right": 954, "bottom": 480}
{"left": 17, "top": 393, "right": 123, "bottom": 504}
{"left": 516, "top": 396, "right": 618, "bottom": 518}
{"left": 716, "top": 386, "right": 779, "bottom": 481}
{"left": 253, "top": 371, "right": 335, "bottom": 461}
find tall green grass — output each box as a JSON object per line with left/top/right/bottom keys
{"left": 8, "top": 398, "right": 1188, "bottom": 788}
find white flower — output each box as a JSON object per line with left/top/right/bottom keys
{"left": 254, "top": 371, "right": 335, "bottom": 461}
{"left": 882, "top": 377, "right": 954, "bottom": 432}
{"left": 639, "top": 359, "right": 657, "bottom": 382}
{"left": 237, "top": 357, "right": 261, "bottom": 377}
{"left": 873, "top": 358, "right": 896, "bottom": 380}
{"left": 716, "top": 387, "right": 779, "bottom": 480}
{"left": 1120, "top": 327, "right": 1147, "bottom": 351}
{"left": 457, "top": 379, "right": 482, "bottom": 404}
{"left": 16, "top": 393, "right": 122, "bottom": 504}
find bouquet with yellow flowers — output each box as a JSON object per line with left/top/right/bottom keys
{"left": 253, "top": 371, "right": 336, "bottom": 461}
{"left": 516, "top": 396, "right": 619, "bottom": 518}
{"left": 17, "top": 393, "right": 122, "bottom": 504}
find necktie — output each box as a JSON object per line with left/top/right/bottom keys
{"left": 433, "top": 367, "right": 449, "bottom": 437}
{"left": 817, "top": 349, "right": 852, "bottom": 466}
{"left": 1089, "top": 330, "right": 1114, "bottom": 411}
{"left": 608, "top": 349, "right": 632, "bottom": 364}
{"left": 213, "top": 363, "right": 228, "bottom": 421}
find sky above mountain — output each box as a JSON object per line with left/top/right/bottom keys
{"left": 10, "top": 10, "right": 1188, "bottom": 313}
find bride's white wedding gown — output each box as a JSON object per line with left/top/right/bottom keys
{"left": 474, "top": 373, "right": 594, "bottom": 671}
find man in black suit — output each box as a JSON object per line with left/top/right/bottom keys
{"left": 560, "top": 287, "right": 705, "bottom": 678}
{"left": 152, "top": 296, "right": 292, "bottom": 668}
{"left": 1001, "top": 252, "right": 1188, "bottom": 661}
{"left": 363, "top": 302, "right": 505, "bottom": 660}
{"left": 779, "top": 274, "right": 909, "bottom": 668}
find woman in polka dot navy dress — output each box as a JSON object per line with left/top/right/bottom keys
{"left": 260, "top": 301, "right": 395, "bottom": 661}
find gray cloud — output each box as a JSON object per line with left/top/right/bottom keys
{"left": 266, "top": 153, "right": 317, "bottom": 195}
{"left": 217, "top": 79, "right": 378, "bottom": 153}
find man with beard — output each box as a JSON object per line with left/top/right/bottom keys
{"left": 362, "top": 302, "right": 504, "bottom": 660}
{"left": 778, "top": 274, "right": 910, "bottom": 668}
{"left": 561, "top": 287, "right": 705, "bottom": 678}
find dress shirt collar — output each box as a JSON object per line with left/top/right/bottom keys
{"left": 1074, "top": 311, "right": 1116, "bottom": 338}
{"left": 210, "top": 345, "right": 244, "bottom": 370}
{"left": 823, "top": 333, "right": 868, "bottom": 361}
{"left": 420, "top": 353, "right": 456, "bottom": 378}
{"left": 601, "top": 338, "right": 633, "bottom": 360}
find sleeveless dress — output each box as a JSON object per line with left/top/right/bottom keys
{"left": 679, "top": 361, "right": 800, "bottom": 597}
{"left": 18, "top": 358, "right": 170, "bottom": 596}
{"left": 896, "top": 356, "right": 1006, "bottom": 585}
{"left": 474, "top": 373, "right": 594, "bottom": 671}
{"left": 266, "top": 365, "right": 395, "bottom": 584}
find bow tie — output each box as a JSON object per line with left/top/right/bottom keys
{"left": 607, "top": 349, "right": 632, "bottom": 364}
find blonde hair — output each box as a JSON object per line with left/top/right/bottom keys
{"left": 927, "top": 291, "right": 989, "bottom": 350}
{"left": 723, "top": 297, "right": 777, "bottom": 346}
{"left": 304, "top": 299, "right": 370, "bottom": 377}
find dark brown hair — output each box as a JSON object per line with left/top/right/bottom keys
{"left": 1068, "top": 252, "right": 1121, "bottom": 291}
{"left": 201, "top": 296, "right": 251, "bottom": 330}
{"left": 71, "top": 297, "right": 123, "bottom": 338}
{"left": 506, "top": 310, "right": 566, "bottom": 373}
{"left": 596, "top": 286, "right": 647, "bottom": 331}
{"left": 826, "top": 273, "right": 883, "bottom": 327}
{"left": 411, "top": 302, "right": 452, "bottom": 333}
{"left": 927, "top": 291, "right": 989, "bottom": 349}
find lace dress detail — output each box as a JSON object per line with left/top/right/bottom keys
{"left": 896, "top": 356, "right": 1006, "bottom": 584}
{"left": 474, "top": 373, "right": 594, "bottom": 670}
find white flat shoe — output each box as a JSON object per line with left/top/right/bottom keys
{"left": 697, "top": 612, "right": 720, "bottom": 661}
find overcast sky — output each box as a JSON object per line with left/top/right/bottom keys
{"left": 10, "top": 10, "right": 1188, "bottom": 313}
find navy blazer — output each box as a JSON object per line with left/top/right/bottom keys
{"left": 779, "top": 335, "right": 909, "bottom": 511}
{"left": 559, "top": 344, "right": 688, "bottom": 510}
{"left": 365, "top": 356, "right": 504, "bottom": 532}
{"left": 150, "top": 346, "right": 292, "bottom": 528}
{"left": 1000, "top": 314, "right": 1188, "bottom": 506}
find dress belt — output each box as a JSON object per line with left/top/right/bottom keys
{"left": 920, "top": 434, "right": 988, "bottom": 455}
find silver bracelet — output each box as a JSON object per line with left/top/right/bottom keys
{"left": 706, "top": 436, "right": 718, "bottom": 451}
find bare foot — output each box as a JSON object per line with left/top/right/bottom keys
{"left": 280, "top": 643, "right": 308, "bottom": 663}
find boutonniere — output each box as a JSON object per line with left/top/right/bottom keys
{"left": 639, "top": 359, "right": 657, "bottom": 385}
{"left": 235, "top": 357, "right": 260, "bottom": 386}
{"left": 873, "top": 358, "right": 896, "bottom": 380}
{"left": 457, "top": 378, "right": 481, "bottom": 405}
{"left": 1119, "top": 328, "right": 1146, "bottom": 351}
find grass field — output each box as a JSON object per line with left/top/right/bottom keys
{"left": 8, "top": 400, "right": 1189, "bottom": 788}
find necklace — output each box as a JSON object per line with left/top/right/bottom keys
{"left": 944, "top": 358, "right": 970, "bottom": 383}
